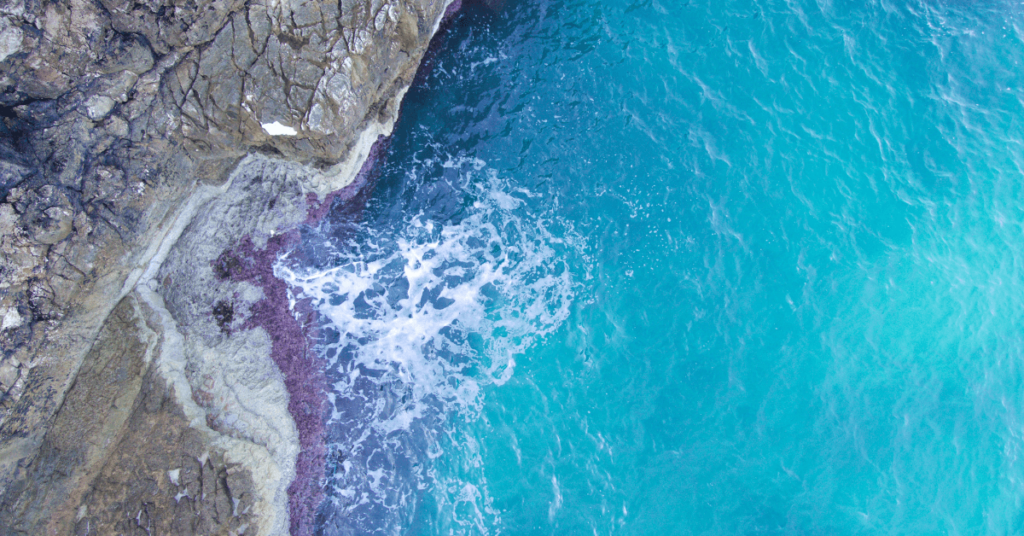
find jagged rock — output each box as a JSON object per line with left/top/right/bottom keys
{"left": 0, "top": 0, "right": 460, "bottom": 533}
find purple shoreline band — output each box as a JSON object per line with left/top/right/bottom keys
{"left": 220, "top": 0, "right": 466, "bottom": 531}
{"left": 212, "top": 134, "right": 390, "bottom": 536}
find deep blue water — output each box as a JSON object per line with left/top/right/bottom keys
{"left": 281, "top": 0, "right": 1024, "bottom": 533}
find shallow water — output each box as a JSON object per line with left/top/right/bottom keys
{"left": 280, "top": 0, "right": 1024, "bottom": 533}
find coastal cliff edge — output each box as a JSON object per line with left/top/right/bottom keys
{"left": 0, "top": 0, "right": 461, "bottom": 533}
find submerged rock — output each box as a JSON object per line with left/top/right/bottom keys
{"left": 0, "top": 0, "right": 462, "bottom": 533}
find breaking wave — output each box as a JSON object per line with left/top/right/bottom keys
{"left": 277, "top": 158, "right": 583, "bottom": 534}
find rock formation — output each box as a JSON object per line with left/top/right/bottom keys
{"left": 0, "top": 0, "right": 459, "bottom": 533}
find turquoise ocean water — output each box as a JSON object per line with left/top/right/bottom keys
{"left": 279, "top": 0, "right": 1024, "bottom": 533}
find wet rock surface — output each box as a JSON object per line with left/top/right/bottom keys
{"left": 0, "top": 0, "right": 458, "bottom": 532}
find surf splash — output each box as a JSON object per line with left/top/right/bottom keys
{"left": 277, "top": 158, "right": 584, "bottom": 534}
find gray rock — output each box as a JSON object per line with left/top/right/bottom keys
{"left": 0, "top": 16, "right": 21, "bottom": 63}
{"left": 84, "top": 95, "right": 116, "bottom": 121}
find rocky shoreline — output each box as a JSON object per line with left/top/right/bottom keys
{"left": 0, "top": 0, "right": 460, "bottom": 533}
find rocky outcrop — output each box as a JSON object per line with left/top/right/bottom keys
{"left": 1, "top": 293, "right": 259, "bottom": 535}
{"left": 0, "top": 0, "right": 458, "bottom": 533}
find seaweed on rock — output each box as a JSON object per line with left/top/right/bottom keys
{"left": 215, "top": 233, "right": 326, "bottom": 536}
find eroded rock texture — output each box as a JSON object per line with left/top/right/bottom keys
{"left": 75, "top": 373, "right": 258, "bottom": 536}
{"left": 0, "top": 294, "right": 258, "bottom": 535}
{"left": 0, "top": 0, "right": 457, "bottom": 532}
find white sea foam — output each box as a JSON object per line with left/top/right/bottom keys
{"left": 277, "top": 160, "right": 582, "bottom": 534}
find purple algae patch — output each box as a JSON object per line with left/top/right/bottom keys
{"left": 303, "top": 135, "right": 390, "bottom": 226}
{"left": 213, "top": 233, "right": 325, "bottom": 536}
{"left": 211, "top": 136, "right": 391, "bottom": 535}
{"left": 443, "top": 0, "right": 463, "bottom": 22}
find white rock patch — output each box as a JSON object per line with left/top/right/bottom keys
{"left": 261, "top": 122, "right": 298, "bottom": 136}
{"left": 2, "top": 307, "right": 22, "bottom": 331}
{"left": 0, "top": 17, "right": 23, "bottom": 63}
